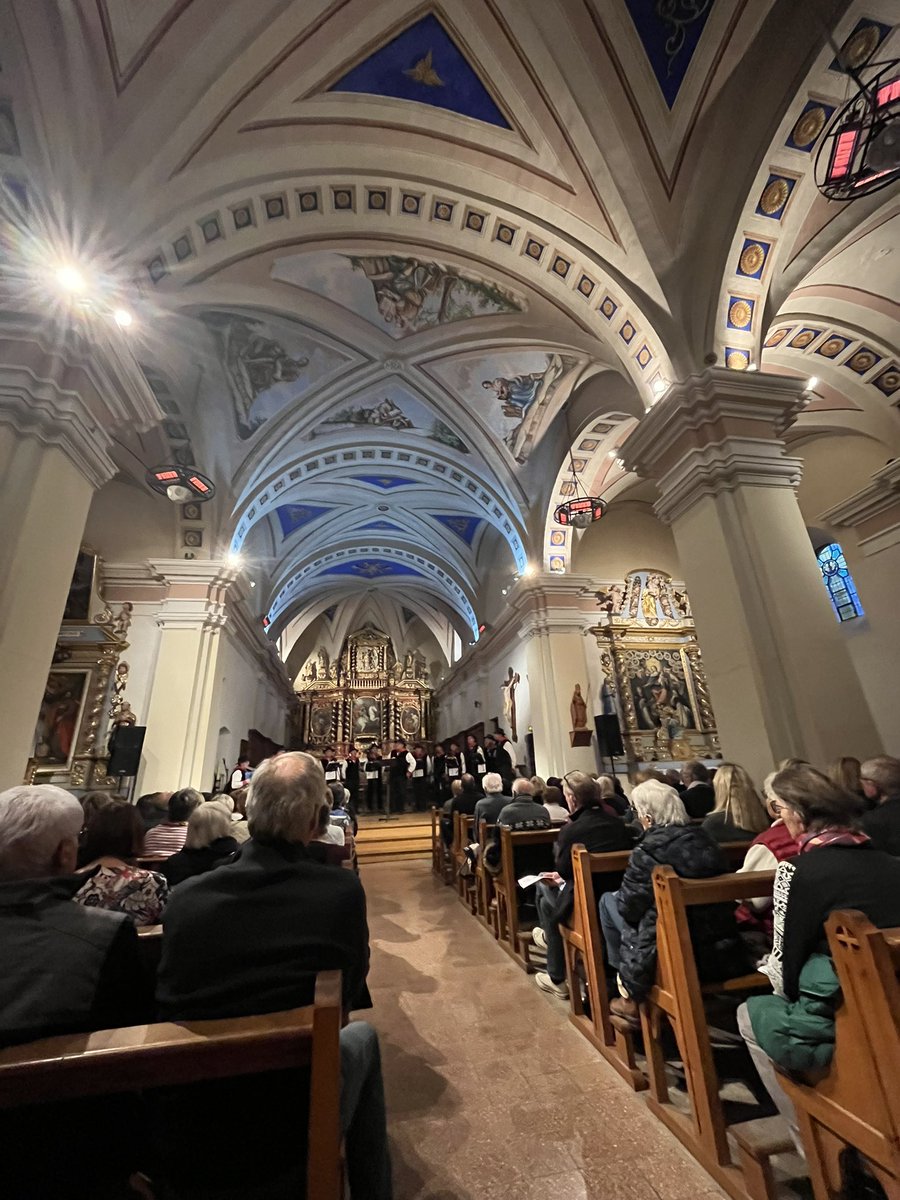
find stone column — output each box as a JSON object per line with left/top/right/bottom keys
{"left": 820, "top": 460, "right": 900, "bottom": 755}
{"left": 513, "top": 576, "right": 596, "bottom": 779}
{"left": 0, "top": 323, "right": 159, "bottom": 789}
{"left": 138, "top": 561, "right": 237, "bottom": 795}
{"left": 623, "top": 368, "right": 880, "bottom": 782}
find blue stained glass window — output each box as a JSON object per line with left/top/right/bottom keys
{"left": 816, "top": 542, "right": 864, "bottom": 622}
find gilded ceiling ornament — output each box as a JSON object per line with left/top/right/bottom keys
{"left": 765, "top": 328, "right": 789, "bottom": 347}
{"left": 726, "top": 350, "right": 749, "bottom": 370}
{"left": 791, "top": 106, "right": 826, "bottom": 148}
{"left": 759, "top": 178, "right": 789, "bottom": 214}
{"left": 818, "top": 337, "right": 846, "bottom": 358}
{"left": 847, "top": 349, "right": 876, "bottom": 373}
{"left": 791, "top": 330, "right": 816, "bottom": 349}
{"left": 739, "top": 242, "right": 765, "bottom": 275}
{"left": 404, "top": 49, "right": 443, "bottom": 88}
{"left": 841, "top": 24, "right": 880, "bottom": 69}
{"left": 728, "top": 299, "right": 753, "bottom": 329}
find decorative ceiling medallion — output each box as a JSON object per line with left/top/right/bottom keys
{"left": 726, "top": 348, "right": 750, "bottom": 370}
{"left": 872, "top": 365, "right": 900, "bottom": 397}
{"left": 845, "top": 348, "right": 881, "bottom": 375}
{"left": 727, "top": 298, "right": 753, "bottom": 330}
{"left": 764, "top": 327, "right": 791, "bottom": 348}
{"left": 830, "top": 20, "right": 891, "bottom": 72}
{"left": 789, "top": 328, "right": 820, "bottom": 350}
{"left": 737, "top": 240, "right": 768, "bottom": 277}
{"left": 756, "top": 175, "right": 795, "bottom": 219}
{"left": 816, "top": 335, "right": 852, "bottom": 359}
{"left": 787, "top": 101, "right": 836, "bottom": 152}
{"left": 327, "top": 13, "right": 511, "bottom": 129}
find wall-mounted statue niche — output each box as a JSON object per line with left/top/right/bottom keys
{"left": 591, "top": 569, "right": 720, "bottom": 766}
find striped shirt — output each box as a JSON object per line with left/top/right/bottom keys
{"left": 143, "top": 822, "right": 189, "bottom": 857}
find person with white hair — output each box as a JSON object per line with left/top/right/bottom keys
{"left": 160, "top": 800, "right": 239, "bottom": 887}
{"left": 157, "top": 751, "right": 391, "bottom": 1200}
{"left": 0, "top": 784, "right": 150, "bottom": 1047}
{"left": 473, "top": 771, "right": 510, "bottom": 831}
{"left": 599, "top": 778, "right": 748, "bottom": 1023}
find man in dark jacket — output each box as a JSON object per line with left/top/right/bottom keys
{"left": 860, "top": 755, "right": 900, "bottom": 856}
{"left": 157, "top": 752, "right": 391, "bottom": 1200}
{"left": 473, "top": 772, "right": 511, "bottom": 834}
{"left": 680, "top": 760, "right": 716, "bottom": 818}
{"left": 533, "top": 774, "right": 633, "bottom": 999}
{"left": 485, "top": 734, "right": 514, "bottom": 792}
{"left": 599, "top": 779, "right": 747, "bottom": 1020}
{"left": 0, "top": 784, "right": 152, "bottom": 1197}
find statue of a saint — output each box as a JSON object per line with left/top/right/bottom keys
{"left": 316, "top": 648, "right": 330, "bottom": 679}
{"left": 501, "top": 666, "right": 520, "bottom": 742}
{"left": 570, "top": 684, "right": 588, "bottom": 730}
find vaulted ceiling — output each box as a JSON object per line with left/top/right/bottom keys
{"left": 2, "top": 0, "right": 898, "bottom": 675}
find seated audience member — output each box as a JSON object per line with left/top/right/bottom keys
{"left": 778, "top": 757, "right": 810, "bottom": 770}
{"left": 533, "top": 774, "right": 633, "bottom": 998}
{"left": 859, "top": 755, "right": 900, "bottom": 855}
{"left": 734, "top": 772, "right": 801, "bottom": 945}
{"left": 600, "top": 779, "right": 748, "bottom": 1021}
{"left": 136, "top": 789, "right": 171, "bottom": 831}
{"left": 827, "top": 755, "right": 866, "bottom": 805}
{"left": 497, "top": 778, "right": 552, "bottom": 832}
{"left": 541, "top": 785, "right": 570, "bottom": 826}
{"left": 679, "top": 760, "right": 716, "bottom": 818}
{"left": 442, "top": 773, "right": 480, "bottom": 846}
{"left": 702, "top": 762, "right": 769, "bottom": 842}
{"left": 597, "top": 773, "right": 629, "bottom": 817}
{"left": 738, "top": 766, "right": 900, "bottom": 1153}
{"left": 308, "top": 802, "right": 352, "bottom": 867}
{"left": 0, "top": 785, "right": 150, "bottom": 1046}
{"left": 530, "top": 776, "right": 547, "bottom": 803}
{"left": 75, "top": 801, "right": 169, "bottom": 924}
{"left": 161, "top": 801, "right": 238, "bottom": 887}
{"left": 473, "top": 772, "right": 510, "bottom": 831}
{"left": 329, "top": 781, "right": 357, "bottom": 837}
{"left": 157, "top": 752, "right": 391, "bottom": 1200}
{"left": 663, "top": 768, "right": 683, "bottom": 791}
{"left": 142, "top": 787, "right": 203, "bottom": 856}
{"left": 207, "top": 792, "right": 250, "bottom": 843}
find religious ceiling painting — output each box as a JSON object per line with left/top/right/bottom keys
{"left": 275, "top": 504, "right": 333, "bottom": 539}
{"left": 197, "top": 309, "right": 350, "bottom": 439}
{"left": 431, "top": 514, "right": 483, "bottom": 547}
{"left": 273, "top": 251, "right": 523, "bottom": 339}
{"left": 591, "top": 570, "right": 719, "bottom": 766}
{"left": 430, "top": 350, "right": 580, "bottom": 463}
{"left": 327, "top": 13, "right": 511, "bottom": 130}
{"left": 624, "top": 0, "right": 715, "bottom": 108}
{"left": 308, "top": 382, "right": 468, "bottom": 454}
{"left": 321, "top": 560, "right": 424, "bottom": 579}
{"left": 296, "top": 625, "right": 431, "bottom": 749}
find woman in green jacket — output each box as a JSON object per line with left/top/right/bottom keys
{"left": 737, "top": 765, "right": 900, "bottom": 1155}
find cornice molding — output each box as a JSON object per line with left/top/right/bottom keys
{"left": 820, "top": 459, "right": 900, "bottom": 556}
{"left": 652, "top": 440, "right": 804, "bottom": 525}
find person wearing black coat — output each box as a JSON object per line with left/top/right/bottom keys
{"left": 680, "top": 760, "right": 716, "bottom": 818}
{"left": 600, "top": 779, "right": 748, "bottom": 1019}
{"left": 161, "top": 802, "right": 239, "bottom": 887}
{"left": 532, "top": 774, "right": 634, "bottom": 999}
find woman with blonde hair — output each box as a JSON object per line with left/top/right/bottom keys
{"left": 703, "top": 762, "right": 769, "bottom": 842}
{"left": 160, "top": 800, "right": 238, "bottom": 886}
{"left": 827, "top": 756, "right": 865, "bottom": 804}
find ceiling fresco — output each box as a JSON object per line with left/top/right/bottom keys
{"left": 327, "top": 12, "right": 511, "bottom": 129}
{"left": 272, "top": 251, "right": 524, "bottom": 339}
{"left": 307, "top": 381, "right": 469, "bottom": 455}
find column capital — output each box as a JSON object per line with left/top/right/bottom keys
{"left": 510, "top": 573, "right": 595, "bottom": 638}
{"left": 820, "top": 459, "right": 900, "bottom": 556}
{"left": 149, "top": 559, "right": 239, "bottom": 630}
{"left": 622, "top": 368, "right": 806, "bottom": 524}
{"left": 0, "top": 320, "right": 161, "bottom": 490}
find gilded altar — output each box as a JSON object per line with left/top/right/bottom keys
{"left": 591, "top": 569, "right": 720, "bottom": 765}
{"left": 296, "top": 625, "right": 431, "bottom": 749}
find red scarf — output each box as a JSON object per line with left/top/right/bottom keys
{"left": 797, "top": 827, "right": 870, "bottom": 853}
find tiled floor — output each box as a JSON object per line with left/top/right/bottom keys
{"left": 363, "top": 860, "right": 727, "bottom": 1200}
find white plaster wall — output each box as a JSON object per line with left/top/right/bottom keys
{"left": 84, "top": 481, "right": 177, "bottom": 560}
{"left": 572, "top": 500, "right": 680, "bottom": 578}
{"left": 119, "top": 602, "right": 163, "bottom": 730}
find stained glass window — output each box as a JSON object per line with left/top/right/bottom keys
{"left": 816, "top": 542, "right": 863, "bottom": 622}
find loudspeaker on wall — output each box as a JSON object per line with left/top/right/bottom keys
{"left": 594, "top": 714, "right": 624, "bottom": 757}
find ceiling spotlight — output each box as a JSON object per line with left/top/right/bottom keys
{"left": 56, "top": 264, "right": 88, "bottom": 294}
{"left": 249, "top": 580, "right": 256, "bottom": 588}
{"left": 651, "top": 377, "right": 668, "bottom": 396}
{"left": 807, "top": 376, "right": 819, "bottom": 391}
{"left": 501, "top": 587, "right": 508, "bottom": 596}
{"left": 226, "top": 551, "right": 242, "bottom": 568}
{"left": 113, "top": 308, "right": 133, "bottom": 329}
{"left": 146, "top": 465, "right": 216, "bottom": 504}
{"left": 522, "top": 563, "right": 536, "bottom": 577}
{"left": 615, "top": 457, "right": 626, "bottom": 469}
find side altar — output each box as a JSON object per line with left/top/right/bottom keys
{"left": 296, "top": 624, "right": 431, "bottom": 750}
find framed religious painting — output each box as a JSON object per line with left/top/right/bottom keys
{"left": 350, "top": 696, "right": 382, "bottom": 740}
{"left": 63, "top": 550, "right": 98, "bottom": 622}
{"left": 398, "top": 703, "right": 420, "bottom": 739}
{"left": 309, "top": 701, "right": 335, "bottom": 743}
{"left": 31, "top": 668, "right": 91, "bottom": 771}
{"left": 620, "top": 646, "right": 700, "bottom": 737}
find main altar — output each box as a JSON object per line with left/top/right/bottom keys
{"left": 296, "top": 624, "right": 431, "bottom": 750}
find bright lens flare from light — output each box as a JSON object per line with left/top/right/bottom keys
{"left": 113, "top": 308, "right": 133, "bottom": 328}
{"left": 56, "top": 264, "right": 88, "bottom": 293}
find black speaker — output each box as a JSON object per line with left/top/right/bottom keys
{"left": 108, "top": 726, "right": 146, "bottom": 777}
{"left": 594, "top": 714, "right": 624, "bottom": 758}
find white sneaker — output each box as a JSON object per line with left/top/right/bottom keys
{"left": 531, "top": 926, "right": 548, "bottom": 951}
{"left": 535, "top": 971, "right": 569, "bottom": 999}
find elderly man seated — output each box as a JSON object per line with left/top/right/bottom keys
{"left": 157, "top": 751, "right": 392, "bottom": 1200}
{"left": 0, "top": 784, "right": 153, "bottom": 1198}
{"left": 0, "top": 783, "right": 150, "bottom": 1046}
{"left": 473, "top": 771, "right": 510, "bottom": 832}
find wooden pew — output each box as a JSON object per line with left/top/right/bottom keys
{"left": 643, "top": 865, "right": 783, "bottom": 1200}
{"left": 0, "top": 971, "right": 343, "bottom": 1200}
{"left": 136, "top": 855, "right": 170, "bottom": 870}
{"left": 489, "top": 826, "right": 558, "bottom": 970}
{"left": 780, "top": 911, "right": 900, "bottom": 1200}
{"left": 453, "top": 813, "right": 477, "bottom": 912}
{"left": 430, "top": 806, "right": 452, "bottom": 883}
{"left": 563, "top": 847, "right": 642, "bottom": 1087}
{"left": 474, "top": 819, "right": 497, "bottom": 930}
{"left": 562, "top": 840, "right": 755, "bottom": 1090}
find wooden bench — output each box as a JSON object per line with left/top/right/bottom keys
{"left": 643, "top": 865, "right": 782, "bottom": 1200}
{"left": 780, "top": 911, "right": 900, "bottom": 1200}
{"left": 0, "top": 972, "right": 343, "bottom": 1200}
{"left": 474, "top": 819, "right": 497, "bottom": 929}
{"left": 430, "top": 806, "right": 453, "bottom": 883}
{"left": 452, "top": 813, "right": 477, "bottom": 912}
{"left": 489, "top": 826, "right": 558, "bottom": 970}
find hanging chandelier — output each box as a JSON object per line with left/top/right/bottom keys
{"left": 816, "top": 57, "right": 900, "bottom": 201}
{"left": 146, "top": 465, "right": 216, "bottom": 504}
